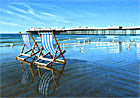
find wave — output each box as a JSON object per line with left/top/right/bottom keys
{"left": 0, "top": 43, "right": 21, "bottom": 47}
{"left": 0, "top": 43, "right": 14, "bottom": 47}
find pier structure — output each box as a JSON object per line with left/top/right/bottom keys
{"left": 27, "top": 26, "right": 140, "bottom": 35}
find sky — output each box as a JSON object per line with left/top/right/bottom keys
{"left": 0, "top": 0, "right": 140, "bottom": 33}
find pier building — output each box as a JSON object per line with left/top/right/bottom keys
{"left": 27, "top": 26, "right": 140, "bottom": 35}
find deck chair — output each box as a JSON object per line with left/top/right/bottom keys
{"left": 16, "top": 32, "right": 40, "bottom": 81}
{"left": 34, "top": 31, "right": 66, "bottom": 87}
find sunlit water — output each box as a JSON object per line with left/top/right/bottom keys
{"left": 0, "top": 34, "right": 140, "bottom": 97}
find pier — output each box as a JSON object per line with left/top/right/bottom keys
{"left": 27, "top": 26, "right": 140, "bottom": 35}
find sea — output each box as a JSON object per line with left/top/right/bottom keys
{"left": 0, "top": 33, "right": 140, "bottom": 97}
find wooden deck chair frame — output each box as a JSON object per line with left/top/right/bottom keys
{"left": 34, "top": 30, "right": 66, "bottom": 87}
{"left": 16, "top": 32, "right": 40, "bottom": 82}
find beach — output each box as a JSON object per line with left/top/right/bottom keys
{"left": 0, "top": 34, "right": 140, "bottom": 97}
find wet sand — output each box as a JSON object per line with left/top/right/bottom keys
{"left": 0, "top": 35, "right": 140, "bottom": 97}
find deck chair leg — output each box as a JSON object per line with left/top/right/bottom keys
{"left": 51, "top": 66, "right": 65, "bottom": 96}
{"left": 61, "top": 63, "right": 65, "bottom": 73}
{"left": 29, "top": 63, "right": 35, "bottom": 78}
{"left": 37, "top": 66, "right": 42, "bottom": 78}
{"left": 50, "top": 63, "right": 52, "bottom": 67}
{"left": 52, "top": 70, "right": 58, "bottom": 87}
{"left": 20, "top": 61, "right": 24, "bottom": 72}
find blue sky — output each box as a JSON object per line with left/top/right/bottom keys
{"left": 0, "top": 0, "right": 140, "bottom": 33}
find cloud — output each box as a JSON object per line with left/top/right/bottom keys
{"left": 5, "top": 10, "right": 14, "bottom": 15}
{"left": 9, "top": 3, "right": 40, "bottom": 17}
{"left": 18, "top": 3, "right": 71, "bottom": 23}
{"left": 0, "top": 9, "right": 14, "bottom": 15}
{"left": 0, "top": 21, "right": 19, "bottom": 26}
{"left": 10, "top": 6, "right": 28, "bottom": 13}
{"left": 16, "top": 13, "right": 32, "bottom": 20}
{"left": 10, "top": 4, "right": 35, "bottom": 15}
{"left": 28, "top": 9, "right": 43, "bottom": 18}
{"left": 41, "top": 12, "right": 71, "bottom": 23}
{"left": 37, "top": 21, "right": 46, "bottom": 25}
{"left": 6, "top": 5, "right": 39, "bottom": 20}
{"left": 1, "top": 2, "right": 71, "bottom": 29}
{"left": 9, "top": 4, "right": 44, "bottom": 19}
{"left": 41, "top": 12, "right": 55, "bottom": 17}
{"left": 56, "top": 18, "right": 71, "bottom": 23}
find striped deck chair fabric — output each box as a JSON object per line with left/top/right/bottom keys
{"left": 22, "top": 33, "right": 32, "bottom": 49}
{"left": 41, "top": 32, "right": 56, "bottom": 53}
{"left": 35, "top": 31, "right": 66, "bottom": 87}
{"left": 16, "top": 32, "right": 40, "bottom": 82}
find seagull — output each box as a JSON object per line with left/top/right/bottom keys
{"left": 10, "top": 43, "right": 14, "bottom": 47}
{"left": 80, "top": 47, "right": 84, "bottom": 52}
{"left": 80, "top": 47, "right": 84, "bottom": 50}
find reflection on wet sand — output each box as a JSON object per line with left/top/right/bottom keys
{"left": 20, "top": 67, "right": 64, "bottom": 96}
{"left": 61, "top": 39, "right": 140, "bottom": 54}
{"left": 21, "top": 68, "right": 34, "bottom": 86}
{"left": 38, "top": 71, "right": 52, "bottom": 95}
